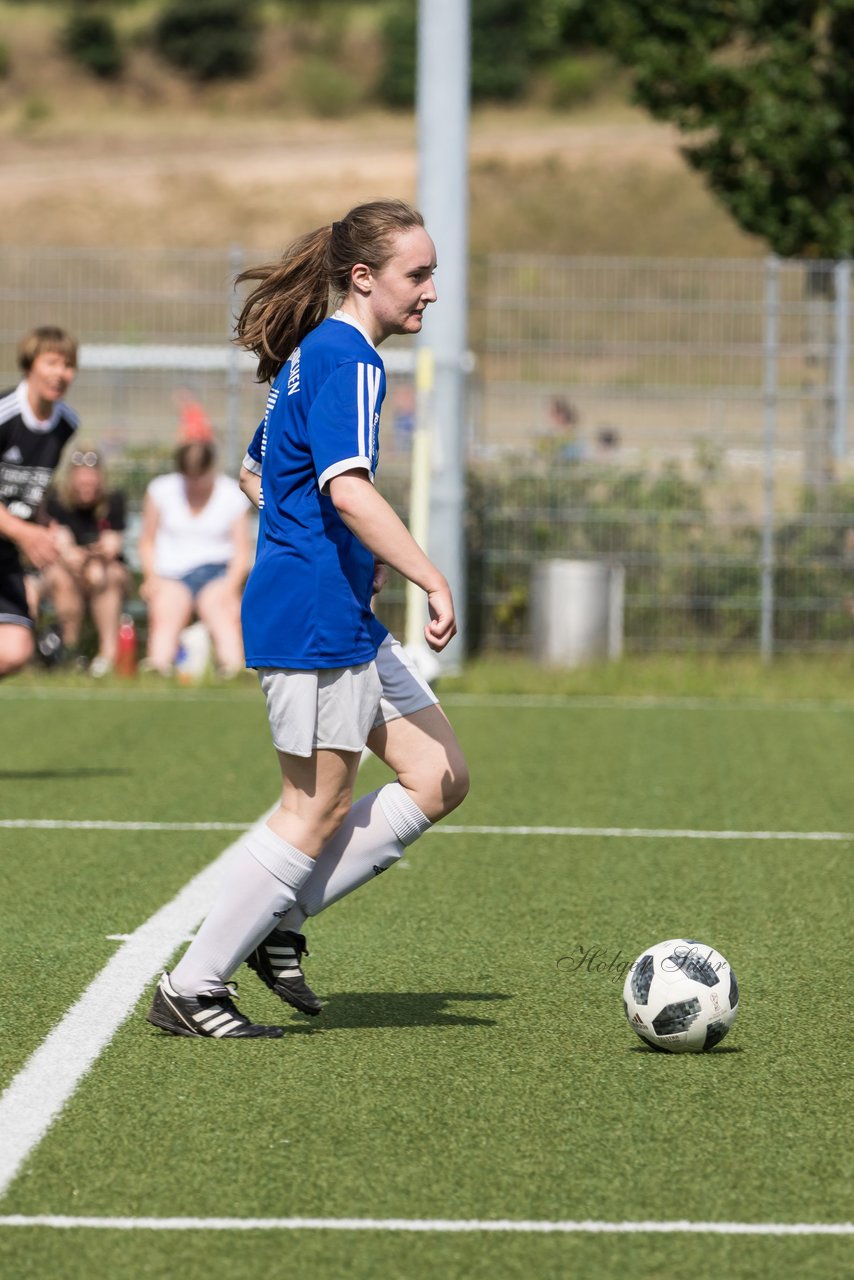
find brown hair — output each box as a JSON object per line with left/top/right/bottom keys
{"left": 234, "top": 199, "right": 425, "bottom": 383}
{"left": 175, "top": 441, "right": 216, "bottom": 477}
{"left": 18, "top": 325, "right": 78, "bottom": 374}
{"left": 58, "top": 447, "right": 108, "bottom": 520}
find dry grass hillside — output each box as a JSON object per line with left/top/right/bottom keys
{"left": 0, "top": 2, "right": 763, "bottom": 257}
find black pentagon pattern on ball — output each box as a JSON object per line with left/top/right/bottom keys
{"left": 666, "top": 946, "right": 720, "bottom": 987}
{"left": 652, "top": 996, "right": 701, "bottom": 1037}
{"left": 630, "top": 953, "right": 654, "bottom": 1004}
{"left": 702, "top": 1019, "right": 730, "bottom": 1051}
{"left": 729, "top": 969, "right": 739, "bottom": 1008}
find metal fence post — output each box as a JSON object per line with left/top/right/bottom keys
{"left": 417, "top": 0, "right": 470, "bottom": 669}
{"left": 833, "top": 259, "right": 851, "bottom": 463}
{"left": 760, "top": 256, "right": 780, "bottom": 663}
{"left": 225, "top": 245, "right": 244, "bottom": 476}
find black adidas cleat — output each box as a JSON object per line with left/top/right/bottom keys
{"left": 146, "top": 971, "right": 285, "bottom": 1038}
{"left": 246, "top": 928, "right": 323, "bottom": 1017}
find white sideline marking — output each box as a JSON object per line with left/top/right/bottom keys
{"left": 438, "top": 825, "right": 854, "bottom": 842}
{"left": 441, "top": 693, "right": 854, "bottom": 713}
{"left": 0, "top": 809, "right": 275, "bottom": 1201}
{"left": 0, "top": 1216, "right": 849, "bottom": 1236}
{"left": 2, "top": 687, "right": 853, "bottom": 713}
{"left": 0, "top": 819, "right": 249, "bottom": 831}
{"left": 1, "top": 818, "right": 850, "bottom": 842}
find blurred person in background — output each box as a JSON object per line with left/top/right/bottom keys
{"left": 0, "top": 325, "right": 79, "bottom": 678}
{"left": 138, "top": 435, "right": 251, "bottom": 677}
{"left": 39, "top": 447, "right": 131, "bottom": 677}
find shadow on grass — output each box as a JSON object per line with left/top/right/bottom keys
{"left": 0, "top": 768, "right": 132, "bottom": 780}
{"left": 628, "top": 1043, "right": 743, "bottom": 1055}
{"left": 145, "top": 993, "right": 512, "bottom": 1040}
{"left": 318, "top": 990, "right": 512, "bottom": 1031}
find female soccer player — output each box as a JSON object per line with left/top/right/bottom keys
{"left": 148, "top": 199, "right": 470, "bottom": 1038}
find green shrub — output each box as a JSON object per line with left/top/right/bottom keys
{"left": 376, "top": 2, "right": 416, "bottom": 108}
{"left": 293, "top": 56, "right": 363, "bottom": 118}
{"left": 20, "top": 95, "right": 52, "bottom": 125}
{"left": 153, "top": 0, "right": 261, "bottom": 82}
{"left": 378, "top": 0, "right": 532, "bottom": 107}
{"left": 546, "top": 55, "right": 606, "bottom": 109}
{"left": 466, "top": 464, "right": 854, "bottom": 653}
{"left": 62, "top": 9, "right": 124, "bottom": 80}
{"left": 0, "top": 41, "right": 10, "bottom": 79}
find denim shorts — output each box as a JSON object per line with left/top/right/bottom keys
{"left": 179, "top": 563, "right": 228, "bottom": 599}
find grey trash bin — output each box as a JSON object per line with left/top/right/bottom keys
{"left": 530, "top": 559, "right": 624, "bottom": 667}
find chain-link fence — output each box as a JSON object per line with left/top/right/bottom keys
{"left": 2, "top": 247, "right": 852, "bottom": 656}
{"left": 469, "top": 255, "right": 853, "bottom": 656}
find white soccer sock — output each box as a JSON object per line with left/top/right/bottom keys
{"left": 170, "top": 825, "right": 314, "bottom": 996}
{"left": 275, "top": 782, "right": 432, "bottom": 928}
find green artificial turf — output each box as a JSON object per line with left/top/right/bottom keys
{"left": 0, "top": 671, "right": 851, "bottom": 1280}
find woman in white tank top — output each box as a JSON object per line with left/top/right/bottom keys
{"left": 138, "top": 439, "right": 251, "bottom": 677}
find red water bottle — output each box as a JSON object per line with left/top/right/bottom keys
{"left": 116, "top": 613, "right": 138, "bottom": 677}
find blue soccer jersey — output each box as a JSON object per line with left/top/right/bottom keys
{"left": 241, "top": 312, "right": 389, "bottom": 669}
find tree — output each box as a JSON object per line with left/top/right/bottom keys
{"left": 599, "top": 1, "right": 854, "bottom": 259}
{"left": 154, "top": 0, "right": 261, "bottom": 82}
{"left": 599, "top": 1, "right": 854, "bottom": 489}
{"left": 378, "top": 0, "right": 580, "bottom": 107}
{"left": 62, "top": 8, "right": 124, "bottom": 80}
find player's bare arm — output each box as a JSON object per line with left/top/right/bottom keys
{"left": 239, "top": 465, "right": 261, "bottom": 509}
{"left": 328, "top": 469, "right": 456, "bottom": 650}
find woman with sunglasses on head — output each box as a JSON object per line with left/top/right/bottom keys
{"left": 40, "top": 447, "right": 131, "bottom": 676}
{"left": 0, "top": 326, "right": 79, "bottom": 679}
{"left": 147, "top": 198, "right": 469, "bottom": 1039}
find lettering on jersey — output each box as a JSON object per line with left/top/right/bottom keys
{"left": 371, "top": 411, "right": 380, "bottom": 466}
{"left": 0, "top": 462, "right": 54, "bottom": 517}
{"left": 287, "top": 347, "right": 301, "bottom": 397}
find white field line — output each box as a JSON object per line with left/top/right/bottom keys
{"left": 1, "top": 687, "right": 853, "bottom": 714}
{"left": 0, "top": 807, "right": 276, "bottom": 1201}
{"left": 0, "top": 1216, "right": 850, "bottom": 1236}
{"left": 437, "top": 825, "right": 854, "bottom": 842}
{"left": 0, "top": 819, "right": 250, "bottom": 831}
{"left": 442, "top": 693, "right": 854, "bottom": 714}
{"left": 1, "top": 818, "right": 851, "bottom": 842}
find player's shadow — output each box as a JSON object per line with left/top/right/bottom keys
{"left": 628, "top": 1043, "right": 743, "bottom": 1055}
{"left": 0, "top": 767, "right": 132, "bottom": 780}
{"left": 317, "top": 991, "right": 511, "bottom": 1031}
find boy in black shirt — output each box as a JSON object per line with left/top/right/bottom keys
{"left": 0, "top": 326, "right": 79, "bottom": 677}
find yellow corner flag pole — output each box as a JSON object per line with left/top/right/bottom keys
{"left": 405, "top": 346, "right": 434, "bottom": 650}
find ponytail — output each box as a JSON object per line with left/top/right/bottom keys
{"left": 234, "top": 226, "right": 332, "bottom": 385}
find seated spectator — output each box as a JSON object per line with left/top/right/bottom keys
{"left": 138, "top": 438, "right": 251, "bottom": 677}
{"left": 40, "top": 447, "right": 131, "bottom": 676}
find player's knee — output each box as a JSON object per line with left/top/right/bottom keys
{"left": 441, "top": 754, "right": 470, "bottom": 815}
{"left": 412, "top": 752, "right": 469, "bottom": 821}
{"left": 311, "top": 787, "right": 356, "bottom": 847}
{"left": 0, "top": 628, "right": 34, "bottom": 677}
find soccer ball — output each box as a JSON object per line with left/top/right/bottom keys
{"left": 623, "top": 938, "right": 739, "bottom": 1053}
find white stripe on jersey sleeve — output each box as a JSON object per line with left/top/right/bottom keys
{"left": 356, "top": 363, "right": 366, "bottom": 460}
{"left": 318, "top": 456, "right": 374, "bottom": 495}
